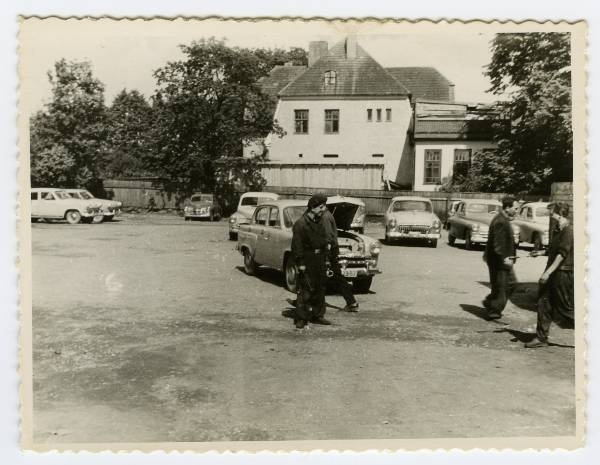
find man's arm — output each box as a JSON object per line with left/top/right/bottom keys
{"left": 291, "top": 222, "right": 306, "bottom": 268}
{"left": 492, "top": 220, "right": 513, "bottom": 265}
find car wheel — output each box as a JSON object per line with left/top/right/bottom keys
{"left": 448, "top": 232, "right": 456, "bottom": 246}
{"left": 532, "top": 233, "right": 543, "bottom": 251}
{"left": 353, "top": 276, "right": 373, "bottom": 294}
{"left": 284, "top": 256, "right": 298, "bottom": 293}
{"left": 65, "top": 210, "right": 82, "bottom": 224}
{"left": 429, "top": 239, "right": 438, "bottom": 248}
{"left": 92, "top": 214, "right": 104, "bottom": 224}
{"left": 229, "top": 232, "right": 237, "bottom": 241}
{"left": 465, "top": 232, "right": 473, "bottom": 250}
{"left": 243, "top": 249, "right": 257, "bottom": 275}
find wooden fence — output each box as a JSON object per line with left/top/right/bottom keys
{"left": 103, "top": 178, "right": 183, "bottom": 210}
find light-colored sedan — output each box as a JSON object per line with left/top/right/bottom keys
{"left": 31, "top": 188, "right": 103, "bottom": 224}
{"left": 384, "top": 196, "right": 442, "bottom": 247}
{"left": 237, "top": 198, "right": 382, "bottom": 293}
{"left": 64, "top": 188, "right": 122, "bottom": 222}
{"left": 228, "top": 191, "right": 279, "bottom": 240}
{"left": 183, "top": 193, "right": 221, "bottom": 221}
{"left": 512, "top": 201, "right": 550, "bottom": 250}
{"left": 447, "top": 198, "right": 520, "bottom": 250}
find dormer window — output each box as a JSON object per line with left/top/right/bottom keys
{"left": 324, "top": 70, "right": 337, "bottom": 86}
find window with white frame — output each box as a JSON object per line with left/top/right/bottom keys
{"left": 424, "top": 150, "right": 442, "bottom": 184}
{"left": 453, "top": 148, "right": 471, "bottom": 180}
{"left": 294, "top": 109, "right": 309, "bottom": 134}
{"left": 324, "top": 109, "right": 339, "bottom": 133}
{"left": 324, "top": 70, "right": 337, "bottom": 86}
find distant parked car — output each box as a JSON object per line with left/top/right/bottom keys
{"left": 512, "top": 201, "right": 551, "bottom": 250}
{"left": 184, "top": 193, "right": 222, "bottom": 221}
{"left": 31, "top": 188, "right": 103, "bottom": 224}
{"left": 228, "top": 191, "right": 279, "bottom": 240}
{"left": 384, "top": 196, "right": 442, "bottom": 247}
{"left": 328, "top": 195, "right": 366, "bottom": 233}
{"left": 447, "top": 198, "right": 520, "bottom": 250}
{"left": 64, "top": 189, "right": 122, "bottom": 222}
{"left": 237, "top": 197, "right": 381, "bottom": 293}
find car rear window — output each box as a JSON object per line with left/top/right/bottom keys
{"left": 392, "top": 201, "right": 431, "bottom": 212}
{"left": 241, "top": 197, "right": 258, "bottom": 206}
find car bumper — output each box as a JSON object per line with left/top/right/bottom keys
{"left": 387, "top": 231, "right": 441, "bottom": 240}
{"left": 340, "top": 267, "right": 381, "bottom": 279}
{"left": 185, "top": 212, "right": 211, "bottom": 218}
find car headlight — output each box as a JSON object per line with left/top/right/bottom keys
{"left": 230, "top": 217, "right": 237, "bottom": 224}
{"left": 472, "top": 224, "right": 480, "bottom": 233}
{"left": 432, "top": 219, "right": 441, "bottom": 229}
{"left": 184, "top": 206, "right": 193, "bottom": 212}
{"left": 370, "top": 243, "right": 381, "bottom": 256}
{"left": 388, "top": 218, "right": 396, "bottom": 227}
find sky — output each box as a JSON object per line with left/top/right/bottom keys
{"left": 19, "top": 18, "right": 497, "bottom": 115}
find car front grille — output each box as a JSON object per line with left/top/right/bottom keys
{"left": 395, "top": 225, "right": 430, "bottom": 234}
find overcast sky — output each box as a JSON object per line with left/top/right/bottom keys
{"left": 20, "top": 18, "right": 497, "bottom": 114}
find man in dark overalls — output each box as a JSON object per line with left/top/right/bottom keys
{"left": 291, "top": 194, "right": 332, "bottom": 329}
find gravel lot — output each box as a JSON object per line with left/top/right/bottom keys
{"left": 31, "top": 213, "right": 576, "bottom": 443}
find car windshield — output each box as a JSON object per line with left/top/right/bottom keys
{"left": 55, "top": 191, "right": 71, "bottom": 200}
{"left": 467, "top": 203, "right": 499, "bottom": 214}
{"left": 392, "top": 201, "right": 431, "bottom": 212}
{"left": 79, "top": 191, "right": 94, "bottom": 199}
{"left": 535, "top": 207, "right": 550, "bottom": 217}
{"left": 283, "top": 206, "right": 306, "bottom": 228}
{"left": 191, "top": 195, "right": 212, "bottom": 202}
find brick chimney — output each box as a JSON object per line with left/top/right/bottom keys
{"left": 346, "top": 35, "right": 357, "bottom": 59}
{"left": 308, "top": 41, "right": 328, "bottom": 67}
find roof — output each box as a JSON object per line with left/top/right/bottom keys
{"left": 414, "top": 119, "right": 496, "bottom": 141}
{"left": 279, "top": 41, "right": 410, "bottom": 98}
{"left": 258, "top": 65, "right": 307, "bottom": 101}
{"left": 386, "top": 67, "right": 454, "bottom": 103}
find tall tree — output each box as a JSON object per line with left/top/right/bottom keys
{"left": 30, "top": 59, "right": 107, "bottom": 188}
{"left": 483, "top": 32, "right": 572, "bottom": 194}
{"left": 104, "top": 89, "right": 154, "bottom": 178}
{"left": 148, "top": 38, "right": 284, "bottom": 203}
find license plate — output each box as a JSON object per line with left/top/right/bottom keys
{"left": 408, "top": 231, "right": 422, "bottom": 236}
{"left": 343, "top": 269, "right": 358, "bottom": 278}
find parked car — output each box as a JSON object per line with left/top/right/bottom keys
{"left": 31, "top": 188, "right": 103, "bottom": 224}
{"left": 228, "top": 191, "right": 279, "bottom": 240}
{"left": 384, "top": 196, "right": 442, "bottom": 247}
{"left": 327, "top": 195, "right": 366, "bottom": 234}
{"left": 183, "top": 193, "right": 222, "bottom": 221}
{"left": 237, "top": 197, "right": 382, "bottom": 293}
{"left": 443, "top": 199, "right": 462, "bottom": 230}
{"left": 447, "top": 198, "right": 520, "bottom": 250}
{"left": 512, "top": 201, "right": 551, "bottom": 250}
{"left": 64, "top": 188, "right": 122, "bottom": 222}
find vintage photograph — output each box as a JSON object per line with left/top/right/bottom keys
{"left": 17, "top": 18, "right": 586, "bottom": 451}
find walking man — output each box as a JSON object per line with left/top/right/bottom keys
{"left": 290, "top": 194, "right": 332, "bottom": 329}
{"left": 483, "top": 196, "right": 518, "bottom": 319}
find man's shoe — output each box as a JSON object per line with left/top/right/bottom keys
{"left": 282, "top": 309, "right": 296, "bottom": 319}
{"left": 524, "top": 338, "right": 549, "bottom": 348}
{"left": 294, "top": 319, "right": 306, "bottom": 329}
{"left": 487, "top": 312, "right": 502, "bottom": 320}
{"left": 311, "top": 317, "right": 332, "bottom": 325}
{"left": 343, "top": 302, "right": 359, "bottom": 312}
{"left": 286, "top": 298, "right": 297, "bottom": 307}
{"left": 482, "top": 299, "right": 491, "bottom": 310}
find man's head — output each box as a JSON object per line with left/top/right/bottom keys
{"left": 307, "top": 194, "right": 327, "bottom": 220}
{"left": 551, "top": 202, "right": 570, "bottom": 229}
{"left": 501, "top": 195, "right": 518, "bottom": 219}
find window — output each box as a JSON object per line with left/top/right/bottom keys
{"left": 323, "top": 154, "right": 339, "bottom": 158}
{"left": 268, "top": 207, "right": 280, "bottom": 227}
{"left": 31, "top": 192, "right": 37, "bottom": 200}
{"left": 324, "top": 109, "right": 339, "bottom": 133}
{"left": 367, "top": 109, "right": 373, "bottom": 122}
{"left": 372, "top": 154, "right": 384, "bottom": 158}
{"left": 43, "top": 192, "right": 55, "bottom": 200}
{"left": 298, "top": 153, "right": 303, "bottom": 158}
{"left": 453, "top": 148, "right": 471, "bottom": 180}
{"left": 386, "top": 108, "right": 392, "bottom": 121}
{"left": 294, "top": 109, "right": 309, "bottom": 134}
{"left": 424, "top": 149, "right": 442, "bottom": 184}
{"left": 255, "top": 207, "right": 268, "bottom": 225}
{"left": 376, "top": 109, "right": 382, "bottom": 122}
{"left": 324, "top": 70, "right": 337, "bottom": 86}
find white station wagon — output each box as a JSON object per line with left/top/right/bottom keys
{"left": 31, "top": 188, "right": 103, "bottom": 224}
{"left": 63, "top": 188, "right": 122, "bottom": 221}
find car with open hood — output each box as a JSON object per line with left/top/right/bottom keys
{"left": 237, "top": 197, "right": 382, "bottom": 293}
{"left": 228, "top": 191, "right": 279, "bottom": 240}
{"left": 183, "top": 193, "right": 222, "bottom": 221}
{"left": 447, "top": 198, "right": 520, "bottom": 250}
{"left": 64, "top": 188, "right": 122, "bottom": 221}
{"left": 327, "top": 195, "right": 366, "bottom": 233}
{"left": 512, "top": 201, "right": 551, "bottom": 250}
{"left": 384, "top": 196, "right": 441, "bottom": 247}
{"left": 31, "top": 188, "right": 103, "bottom": 224}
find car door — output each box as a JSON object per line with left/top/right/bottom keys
{"left": 253, "top": 206, "right": 271, "bottom": 264}
{"left": 451, "top": 202, "right": 466, "bottom": 239}
{"left": 263, "top": 206, "right": 287, "bottom": 269}
{"left": 30, "top": 191, "right": 40, "bottom": 217}
{"left": 39, "top": 191, "right": 63, "bottom": 218}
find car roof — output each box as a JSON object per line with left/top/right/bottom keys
{"left": 521, "top": 201, "right": 550, "bottom": 207}
{"left": 62, "top": 188, "right": 87, "bottom": 192}
{"left": 460, "top": 198, "right": 501, "bottom": 204}
{"left": 255, "top": 199, "right": 308, "bottom": 208}
{"left": 241, "top": 191, "right": 279, "bottom": 198}
{"left": 327, "top": 195, "right": 365, "bottom": 206}
{"left": 31, "top": 188, "right": 67, "bottom": 192}
{"left": 390, "top": 196, "right": 432, "bottom": 202}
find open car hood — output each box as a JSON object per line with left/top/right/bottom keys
{"left": 327, "top": 196, "right": 362, "bottom": 231}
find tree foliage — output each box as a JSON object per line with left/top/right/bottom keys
{"left": 30, "top": 59, "right": 107, "bottom": 188}
{"left": 479, "top": 33, "right": 572, "bottom": 194}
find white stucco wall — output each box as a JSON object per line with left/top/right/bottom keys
{"left": 266, "top": 97, "right": 412, "bottom": 185}
{"left": 413, "top": 140, "right": 497, "bottom": 191}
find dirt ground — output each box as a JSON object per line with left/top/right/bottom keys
{"left": 30, "top": 213, "right": 576, "bottom": 443}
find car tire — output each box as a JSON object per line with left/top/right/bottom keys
{"left": 92, "top": 215, "right": 104, "bottom": 224}
{"left": 284, "top": 256, "right": 298, "bottom": 293}
{"left": 465, "top": 232, "right": 473, "bottom": 250}
{"left": 353, "top": 276, "right": 373, "bottom": 294}
{"left": 229, "top": 232, "right": 237, "bottom": 241}
{"left": 532, "top": 233, "right": 543, "bottom": 251}
{"left": 65, "top": 210, "right": 82, "bottom": 225}
{"left": 448, "top": 232, "right": 456, "bottom": 246}
{"left": 243, "top": 249, "right": 257, "bottom": 275}
{"left": 429, "top": 239, "right": 438, "bottom": 248}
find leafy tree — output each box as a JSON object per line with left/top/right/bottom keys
{"left": 147, "top": 38, "right": 285, "bottom": 205}
{"left": 480, "top": 32, "right": 572, "bottom": 194}
{"left": 30, "top": 59, "right": 108, "bottom": 188}
{"left": 104, "top": 89, "right": 154, "bottom": 178}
